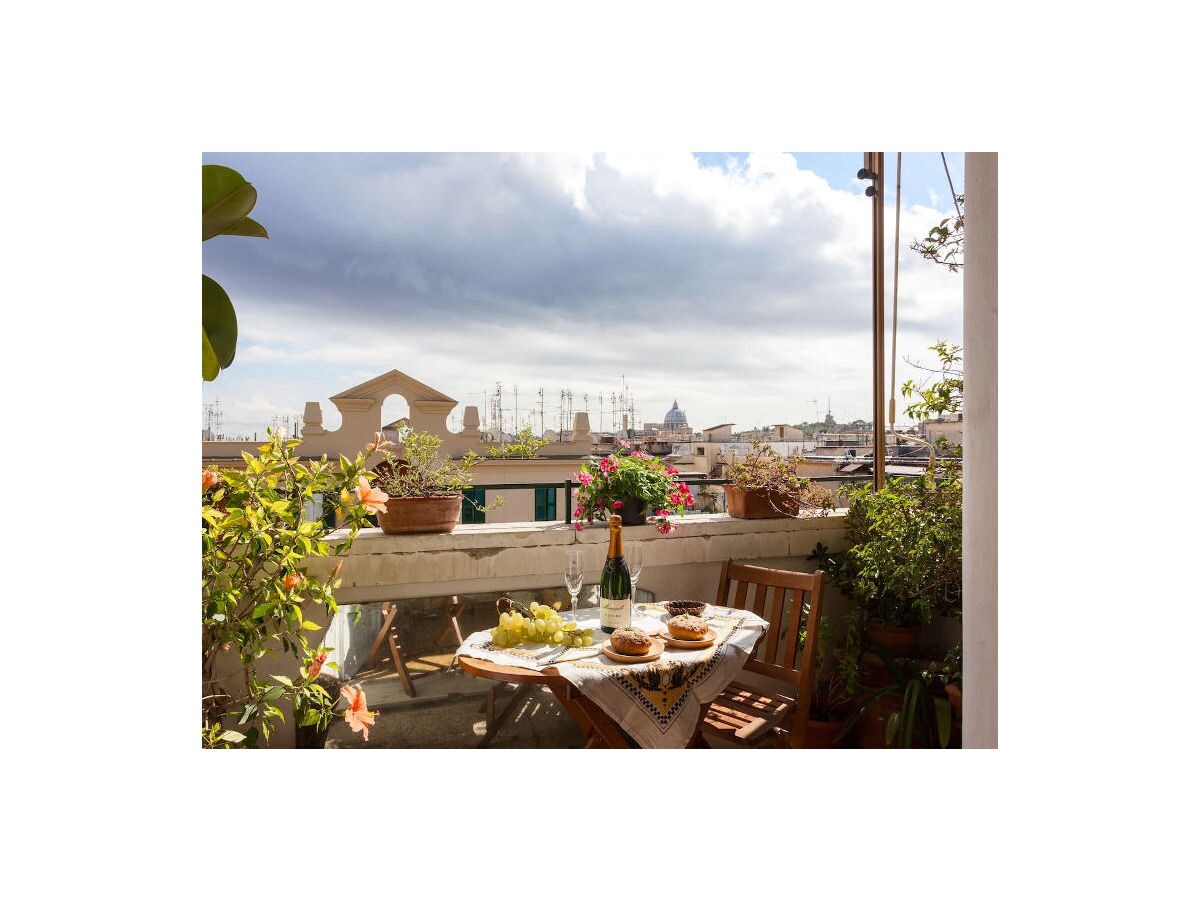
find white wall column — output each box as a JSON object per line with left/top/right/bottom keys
{"left": 964, "top": 152, "right": 998, "bottom": 748}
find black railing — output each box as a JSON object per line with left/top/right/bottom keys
{"left": 318, "top": 470, "right": 936, "bottom": 529}
{"left": 467, "top": 474, "right": 887, "bottom": 525}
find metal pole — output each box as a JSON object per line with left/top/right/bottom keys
{"left": 871, "top": 151, "right": 887, "bottom": 491}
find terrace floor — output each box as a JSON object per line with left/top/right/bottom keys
{"left": 322, "top": 596, "right": 586, "bottom": 749}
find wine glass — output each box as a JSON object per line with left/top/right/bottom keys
{"left": 564, "top": 549, "right": 585, "bottom": 622}
{"left": 626, "top": 542, "right": 644, "bottom": 605}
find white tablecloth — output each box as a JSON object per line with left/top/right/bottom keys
{"left": 456, "top": 604, "right": 769, "bottom": 749}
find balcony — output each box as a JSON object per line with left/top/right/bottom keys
{"left": 287, "top": 509, "right": 963, "bottom": 749}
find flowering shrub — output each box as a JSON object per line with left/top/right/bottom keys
{"left": 572, "top": 441, "right": 693, "bottom": 534}
{"left": 202, "top": 430, "right": 383, "bottom": 748}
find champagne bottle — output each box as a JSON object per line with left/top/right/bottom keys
{"left": 599, "top": 514, "right": 632, "bottom": 634}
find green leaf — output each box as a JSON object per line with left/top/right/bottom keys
{"left": 202, "top": 165, "right": 258, "bottom": 240}
{"left": 300, "top": 620, "right": 322, "bottom": 631}
{"left": 202, "top": 330, "right": 220, "bottom": 382}
{"left": 220, "top": 215, "right": 269, "bottom": 239}
{"left": 900, "top": 679, "right": 921, "bottom": 748}
{"left": 270, "top": 674, "right": 293, "bottom": 686}
{"left": 202, "top": 275, "right": 237, "bottom": 379}
{"left": 219, "top": 729, "right": 246, "bottom": 744}
{"left": 935, "top": 697, "right": 952, "bottom": 748}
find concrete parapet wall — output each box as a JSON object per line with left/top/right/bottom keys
{"left": 311, "top": 512, "right": 850, "bottom": 604}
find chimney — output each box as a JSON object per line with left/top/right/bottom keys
{"left": 572, "top": 412, "right": 591, "bottom": 442}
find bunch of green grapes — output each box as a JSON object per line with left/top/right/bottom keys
{"left": 490, "top": 600, "right": 595, "bottom": 648}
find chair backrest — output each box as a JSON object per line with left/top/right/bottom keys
{"left": 714, "top": 560, "right": 825, "bottom": 732}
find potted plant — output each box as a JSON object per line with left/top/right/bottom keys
{"left": 487, "top": 425, "right": 551, "bottom": 459}
{"left": 838, "top": 644, "right": 957, "bottom": 749}
{"left": 723, "top": 442, "right": 834, "bottom": 519}
{"left": 572, "top": 440, "right": 693, "bottom": 533}
{"left": 811, "top": 468, "right": 962, "bottom": 656}
{"left": 293, "top": 672, "right": 343, "bottom": 749}
{"left": 804, "top": 615, "right": 854, "bottom": 748}
{"left": 930, "top": 642, "right": 963, "bottom": 713}
{"left": 202, "top": 430, "right": 382, "bottom": 748}
{"left": 371, "top": 427, "right": 498, "bottom": 534}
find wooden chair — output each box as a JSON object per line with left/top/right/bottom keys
{"left": 697, "top": 561, "right": 825, "bottom": 748}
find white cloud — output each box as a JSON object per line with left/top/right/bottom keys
{"left": 202, "top": 152, "right": 963, "bottom": 439}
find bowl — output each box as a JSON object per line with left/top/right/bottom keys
{"left": 665, "top": 600, "right": 706, "bottom": 618}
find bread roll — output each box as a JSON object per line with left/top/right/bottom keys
{"left": 667, "top": 614, "right": 708, "bottom": 641}
{"left": 610, "top": 626, "right": 652, "bottom": 656}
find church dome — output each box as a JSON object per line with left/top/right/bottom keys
{"left": 663, "top": 400, "right": 688, "bottom": 428}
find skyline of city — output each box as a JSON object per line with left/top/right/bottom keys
{"left": 200, "top": 384, "right": 917, "bottom": 443}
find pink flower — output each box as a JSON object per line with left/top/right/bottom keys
{"left": 656, "top": 509, "right": 670, "bottom": 518}
{"left": 341, "top": 684, "right": 378, "bottom": 741}
{"left": 365, "top": 431, "right": 388, "bottom": 453}
{"left": 632, "top": 450, "right": 652, "bottom": 460}
{"left": 578, "top": 472, "right": 594, "bottom": 487}
{"left": 657, "top": 521, "right": 673, "bottom": 535}
{"left": 599, "top": 456, "right": 617, "bottom": 473}
{"left": 574, "top": 522, "right": 584, "bottom": 532}
{"left": 685, "top": 495, "right": 695, "bottom": 506}
{"left": 666, "top": 466, "right": 680, "bottom": 476}
{"left": 612, "top": 500, "right": 624, "bottom": 509}
{"left": 306, "top": 651, "right": 328, "bottom": 679}
{"left": 283, "top": 572, "right": 304, "bottom": 591}
{"left": 355, "top": 475, "right": 389, "bottom": 514}
{"left": 618, "top": 440, "right": 631, "bottom": 449}
{"left": 669, "top": 493, "right": 681, "bottom": 506}
{"left": 202, "top": 470, "right": 220, "bottom": 491}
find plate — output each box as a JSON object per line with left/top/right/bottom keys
{"left": 659, "top": 628, "right": 717, "bottom": 649}
{"left": 601, "top": 637, "right": 665, "bottom": 663}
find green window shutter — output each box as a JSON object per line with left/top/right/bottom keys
{"left": 534, "top": 487, "right": 556, "bottom": 522}
{"left": 462, "top": 488, "right": 486, "bottom": 524}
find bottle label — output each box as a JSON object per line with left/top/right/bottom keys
{"left": 600, "top": 595, "right": 631, "bottom": 631}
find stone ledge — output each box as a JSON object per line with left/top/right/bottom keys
{"left": 314, "top": 512, "right": 848, "bottom": 603}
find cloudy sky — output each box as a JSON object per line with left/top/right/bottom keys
{"left": 201, "top": 151, "right": 964, "bottom": 439}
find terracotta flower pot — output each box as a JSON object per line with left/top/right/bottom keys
{"left": 804, "top": 716, "right": 849, "bottom": 749}
{"left": 866, "top": 621, "right": 922, "bottom": 657}
{"left": 723, "top": 485, "right": 797, "bottom": 518}
{"left": 946, "top": 683, "right": 962, "bottom": 712}
{"left": 376, "top": 494, "right": 462, "bottom": 535}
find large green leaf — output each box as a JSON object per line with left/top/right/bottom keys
{"left": 934, "top": 697, "right": 952, "bottom": 748}
{"left": 202, "top": 165, "right": 258, "bottom": 240}
{"left": 220, "top": 215, "right": 269, "bottom": 238}
{"left": 202, "top": 331, "right": 220, "bottom": 381}
{"left": 202, "top": 274, "right": 237, "bottom": 380}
